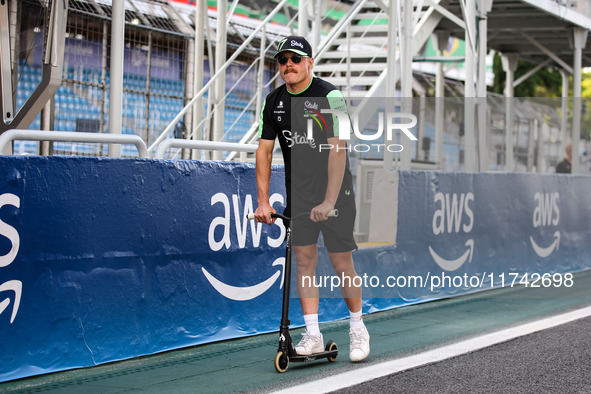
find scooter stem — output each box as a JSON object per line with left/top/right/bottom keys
{"left": 280, "top": 226, "right": 292, "bottom": 329}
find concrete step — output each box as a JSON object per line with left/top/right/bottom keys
{"left": 323, "top": 75, "right": 381, "bottom": 86}
{"left": 332, "top": 36, "right": 388, "bottom": 46}
{"left": 347, "top": 24, "right": 390, "bottom": 33}
{"left": 319, "top": 50, "right": 388, "bottom": 60}
{"left": 314, "top": 62, "right": 387, "bottom": 73}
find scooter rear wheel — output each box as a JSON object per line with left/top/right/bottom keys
{"left": 274, "top": 351, "right": 289, "bottom": 373}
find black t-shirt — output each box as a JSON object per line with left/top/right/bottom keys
{"left": 556, "top": 159, "right": 571, "bottom": 174}
{"left": 258, "top": 77, "right": 355, "bottom": 214}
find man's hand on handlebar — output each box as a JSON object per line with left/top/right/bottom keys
{"left": 310, "top": 201, "right": 335, "bottom": 223}
{"left": 254, "top": 203, "right": 276, "bottom": 225}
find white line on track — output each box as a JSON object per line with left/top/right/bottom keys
{"left": 273, "top": 305, "right": 591, "bottom": 394}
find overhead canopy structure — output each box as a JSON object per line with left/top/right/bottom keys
{"left": 426, "top": 0, "right": 591, "bottom": 173}
{"left": 437, "top": 0, "right": 591, "bottom": 68}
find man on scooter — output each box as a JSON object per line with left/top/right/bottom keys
{"left": 254, "top": 35, "right": 370, "bottom": 362}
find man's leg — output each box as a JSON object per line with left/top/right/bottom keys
{"left": 328, "top": 251, "right": 361, "bottom": 311}
{"left": 294, "top": 244, "right": 320, "bottom": 313}
{"left": 329, "top": 251, "right": 370, "bottom": 362}
{"left": 293, "top": 244, "right": 324, "bottom": 355}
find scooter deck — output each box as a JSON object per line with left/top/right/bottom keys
{"left": 289, "top": 349, "right": 338, "bottom": 362}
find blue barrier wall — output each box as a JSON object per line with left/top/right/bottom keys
{"left": 0, "top": 157, "right": 292, "bottom": 381}
{"left": 358, "top": 171, "right": 591, "bottom": 301}
{"left": 1, "top": 157, "right": 590, "bottom": 381}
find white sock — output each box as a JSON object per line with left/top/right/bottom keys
{"left": 349, "top": 309, "right": 365, "bottom": 330}
{"left": 304, "top": 314, "right": 321, "bottom": 336}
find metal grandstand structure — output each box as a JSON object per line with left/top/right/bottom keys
{"left": 0, "top": 0, "right": 590, "bottom": 172}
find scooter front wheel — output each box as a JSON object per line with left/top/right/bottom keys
{"left": 274, "top": 350, "right": 289, "bottom": 373}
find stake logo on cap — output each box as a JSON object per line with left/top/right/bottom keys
{"left": 275, "top": 36, "right": 313, "bottom": 58}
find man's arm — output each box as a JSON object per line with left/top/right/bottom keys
{"left": 311, "top": 136, "right": 346, "bottom": 222}
{"left": 255, "top": 138, "right": 277, "bottom": 224}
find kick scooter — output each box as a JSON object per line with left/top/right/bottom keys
{"left": 248, "top": 210, "right": 339, "bottom": 373}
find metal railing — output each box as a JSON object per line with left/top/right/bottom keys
{"left": 0, "top": 129, "right": 149, "bottom": 158}
{"left": 154, "top": 139, "right": 257, "bottom": 160}
{"left": 0, "top": 129, "right": 263, "bottom": 161}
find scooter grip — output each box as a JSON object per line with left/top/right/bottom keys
{"left": 327, "top": 209, "right": 339, "bottom": 217}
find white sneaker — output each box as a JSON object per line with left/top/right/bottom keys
{"left": 295, "top": 332, "right": 324, "bottom": 355}
{"left": 349, "top": 327, "right": 370, "bottom": 362}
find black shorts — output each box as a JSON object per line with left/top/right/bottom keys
{"left": 291, "top": 202, "right": 358, "bottom": 253}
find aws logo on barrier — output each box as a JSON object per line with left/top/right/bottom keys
{"left": 530, "top": 192, "right": 560, "bottom": 258}
{"left": 429, "top": 192, "right": 475, "bottom": 271}
{"left": 202, "top": 192, "right": 286, "bottom": 301}
{"left": 0, "top": 193, "right": 22, "bottom": 324}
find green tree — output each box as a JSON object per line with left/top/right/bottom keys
{"left": 491, "top": 53, "right": 562, "bottom": 97}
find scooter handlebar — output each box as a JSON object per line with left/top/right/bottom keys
{"left": 246, "top": 209, "right": 338, "bottom": 221}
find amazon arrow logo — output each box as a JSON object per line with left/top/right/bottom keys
{"left": 429, "top": 239, "right": 474, "bottom": 271}
{"left": 0, "top": 280, "right": 22, "bottom": 323}
{"left": 530, "top": 231, "right": 560, "bottom": 258}
{"left": 202, "top": 257, "right": 285, "bottom": 301}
